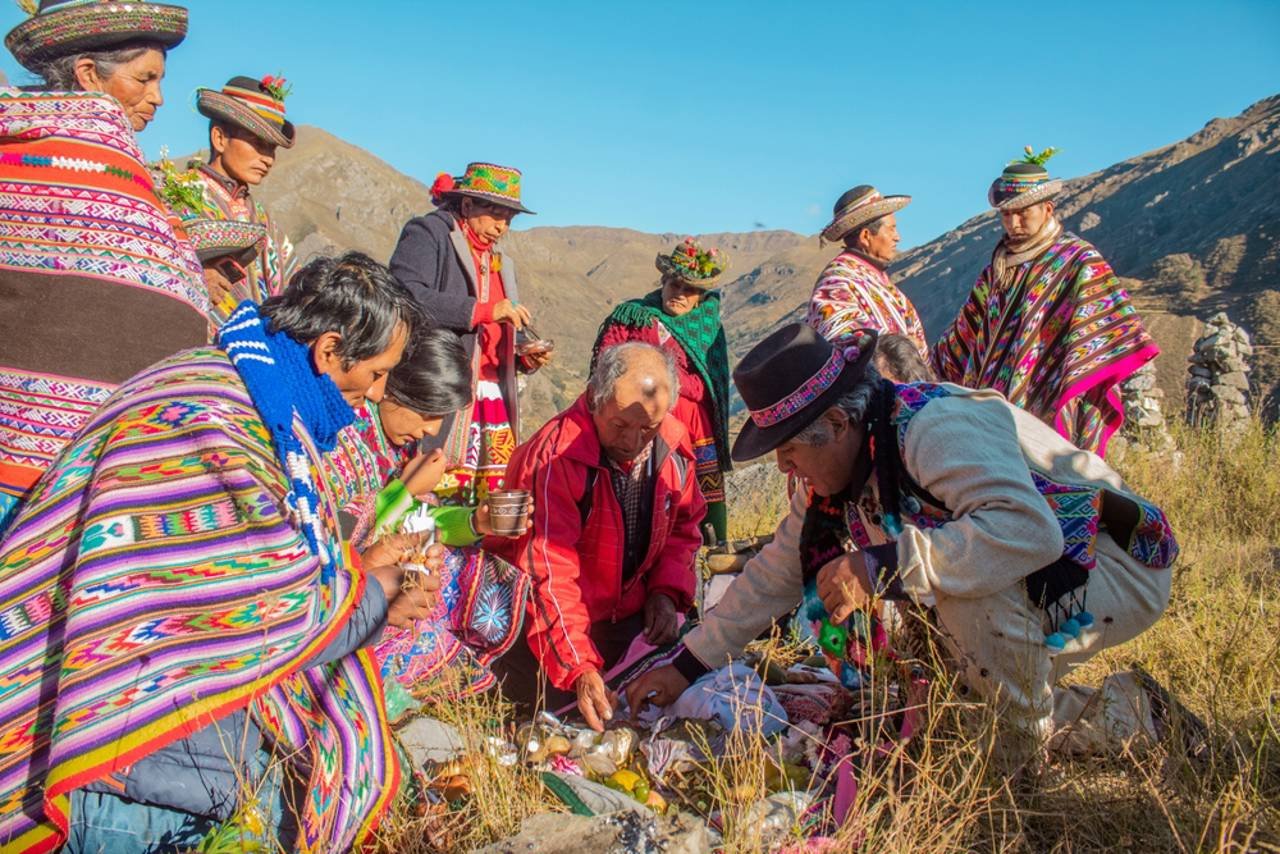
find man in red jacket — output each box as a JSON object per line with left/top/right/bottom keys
{"left": 491, "top": 342, "right": 706, "bottom": 730}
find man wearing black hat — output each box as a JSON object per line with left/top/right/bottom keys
{"left": 626, "top": 324, "right": 1178, "bottom": 758}
{"left": 186, "top": 74, "right": 298, "bottom": 322}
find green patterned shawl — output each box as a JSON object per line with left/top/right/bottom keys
{"left": 591, "top": 289, "right": 732, "bottom": 471}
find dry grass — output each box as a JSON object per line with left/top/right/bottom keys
{"left": 365, "top": 420, "right": 1279, "bottom": 853}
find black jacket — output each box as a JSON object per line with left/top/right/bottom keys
{"left": 389, "top": 208, "right": 524, "bottom": 441}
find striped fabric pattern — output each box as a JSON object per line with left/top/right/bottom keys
{"left": 0, "top": 349, "right": 397, "bottom": 853}
{"left": 0, "top": 88, "right": 208, "bottom": 533}
{"left": 931, "top": 234, "right": 1158, "bottom": 455}
{"left": 807, "top": 250, "right": 930, "bottom": 362}
{"left": 0, "top": 89, "right": 207, "bottom": 310}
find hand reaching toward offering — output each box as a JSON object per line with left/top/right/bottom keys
{"left": 575, "top": 669, "right": 618, "bottom": 732}
{"left": 816, "top": 551, "right": 872, "bottom": 623}
{"left": 624, "top": 665, "right": 690, "bottom": 723}
{"left": 364, "top": 534, "right": 445, "bottom": 628}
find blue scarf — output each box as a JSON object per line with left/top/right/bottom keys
{"left": 217, "top": 301, "right": 354, "bottom": 575}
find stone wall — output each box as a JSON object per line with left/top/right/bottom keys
{"left": 1186, "top": 311, "right": 1253, "bottom": 431}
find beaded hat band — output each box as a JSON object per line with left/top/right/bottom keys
{"left": 6, "top": 0, "right": 188, "bottom": 73}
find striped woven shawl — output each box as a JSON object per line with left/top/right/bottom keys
{"left": 931, "top": 234, "right": 1158, "bottom": 455}
{"left": 0, "top": 349, "right": 397, "bottom": 853}
{"left": 0, "top": 88, "right": 209, "bottom": 534}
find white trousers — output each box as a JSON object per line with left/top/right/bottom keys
{"left": 931, "top": 533, "right": 1172, "bottom": 754}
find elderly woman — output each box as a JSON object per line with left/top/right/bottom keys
{"left": 591, "top": 238, "right": 732, "bottom": 543}
{"left": 389, "top": 162, "right": 551, "bottom": 505}
{"left": 0, "top": 0, "right": 207, "bottom": 532}
{"left": 0, "top": 254, "right": 435, "bottom": 852}
{"left": 627, "top": 324, "right": 1178, "bottom": 760}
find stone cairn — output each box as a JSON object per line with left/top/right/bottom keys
{"left": 1186, "top": 312, "right": 1253, "bottom": 432}
{"left": 1119, "top": 360, "right": 1173, "bottom": 451}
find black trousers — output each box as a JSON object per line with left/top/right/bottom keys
{"left": 492, "top": 612, "right": 647, "bottom": 716}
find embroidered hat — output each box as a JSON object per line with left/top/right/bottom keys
{"left": 821, "top": 185, "right": 911, "bottom": 244}
{"left": 732, "top": 323, "right": 879, "bottom": 462}
{"left": 655, "top": 237, "right": 730, "bottom": 289}
{"left": 197, "top": 75, "right": 296, "bottom": 149}
{"left": 184, "top": 218, "right": 267, "bottom": 266}
{"left": 431, "top": 162, "right": 535, "bottom": 214}
{"left": 6, "top": 0, "right": 188, "bottom": 73}
{"left": 989, "top": 146, "right": 1063, "bottom": 210}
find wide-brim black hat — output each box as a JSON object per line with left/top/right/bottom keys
{"left": 6, "top": 0, "right": 188, "bottom": 74}
{"left": 732, "top": 323, "right": 878, "bottom": 462}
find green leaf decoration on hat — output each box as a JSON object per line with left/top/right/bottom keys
{"left": 1013, "top": 145, "right": 1061, "bottom": 167}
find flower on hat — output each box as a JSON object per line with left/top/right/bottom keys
{"left": 668, "top": 238, "right": 728, "bottom": 281}
{"left": 430, "top": 172, "right": 456, "bottom": 203}
{"left": 260, "top": 73, "right": 294, "bottom": 103}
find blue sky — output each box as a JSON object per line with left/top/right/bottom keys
{"left": 2, "top": 0, "right": 1277, "bottom": 248}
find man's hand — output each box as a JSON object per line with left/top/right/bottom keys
{"left": 203, "top": 266, "right": 234, "bottom": 307}
{"left": 362, "top": 531, "right": 438, "bottom": 570}
{"left": 575, "top": 669, "right": 617, "bottom": 732}
{"left": 363, "top": 535, "right": 445, "bottom": 628}
{"left": 624, "top": 665, "right": 690, "bottom": 723}
{"left": 643, "top": 592, "right": 679, "bottom": 646}
{"left": 816, "top": 552, "right": 872, "bottom": 623}
{"left": 400, "top": 448, "right": 448, "bottom": 498}
{"left": 369, "top": 562, "right": 440, "bottom": 628}
{"left": 522, "top": 349, "right": 553, "bottom": 371}
{"left": 492, "top": 299, "right": 531, "bottom": 330}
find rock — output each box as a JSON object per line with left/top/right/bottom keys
{"left": 1210, "top": 384, "right": 1247, "bottom": 405}
{"left": 398, "top": 717, "right": 465, "bottom": 767}
{"left": 1186, "top": 313, "right": 1254, "bottom": 433}
{"left": 476, "top": 810, "right": 713, "bottom": 854}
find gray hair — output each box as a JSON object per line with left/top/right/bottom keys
{"left": 31, "top": 41, "right": 166, "bottom": 91}
{"left": 844, "top": 215, "right": 888, "bottom": 249}
{"left": 790, "top": 367, "right": 882, "bottom": 447}
{"left": 588, "top": 342, "right": 679, "bottom": 412}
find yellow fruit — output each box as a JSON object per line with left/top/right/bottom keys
{"left": 608, "top": 769, "right": 642, "bottom": 792}
{"left": 645, "top": 790, "right": 667, "bottom": 814}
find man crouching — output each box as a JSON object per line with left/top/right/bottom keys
{"left": 627, "top": 324, "right": 1177, "bottom": 759}
{"left": 492, "top": 342, "right": 706, "bottom": 730}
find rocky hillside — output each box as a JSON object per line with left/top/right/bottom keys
{"left": 255, "top": 94, "right": 1280, "bottom": 432}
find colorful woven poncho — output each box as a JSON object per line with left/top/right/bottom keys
{"left": 0, "top": 347, "right": 398, "bottom": 852}
{"left": 189, "top": 163, "right": 297, "bottom": 323}
{"left": 591, "top": 289, "right": 732, "bottom": 472}
{"left": 931, "top": 233, "right": 1157, "bottom": 455}
{"left": 806, "top": 250, "right": 929, "bottom": 362}
{"left": 0, "top": 88, "right": 208, "bottom": 534}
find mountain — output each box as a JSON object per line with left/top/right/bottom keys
{"left": 254, "top": 94, "right": 1280, "bottom": 432}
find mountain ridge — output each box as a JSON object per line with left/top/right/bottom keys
{"left": 254, "top": 93, "right": 1280, "bottom": 430}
